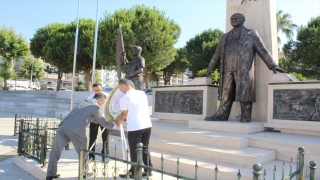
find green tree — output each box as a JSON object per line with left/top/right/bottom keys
{"left": 283, "top": 16, "right": 320, "bottom": 79}
{"left": 291, "top": 72, "right": 307, "bottom": 81}
{"left": 276, "top": 10, "right": 297, "bottom": 45}
{"left": 149, "top": 71, "right": 163, "bottom": 86}
{"left": 0, "top": 26, "right": 29, "bottom": 89}
{"left": 197, "top": 69, "right": 220, "bottom": 84}
{"left": 94, "top": 70, "right": 102, "bottom": 83}
{"left": 65, "top": 19, "right": 103, "bottom": 91}
{"left": 18, "top": 56, "right": 45, "bottom": 82}
{"left": 30, "top": 23, "right": 66, "bottom": 90}
{"left": 185, "top": 29, "right": 223, "bottom": 78}
{"left": 162, "top": 48, "right": 189, "bottom": 85}
{"left": 98, "top": 5, "right": 181, "bottom": 83}
{"left": 30, "top": 19, "right": 102, "bottom": 91}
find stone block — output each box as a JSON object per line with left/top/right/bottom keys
{"left": 188, "top": 120, "right": 264, "bottom": 134}
{"left": 152, "top": 85, "right": 218, "bottom": 122}
{"left": 189, "top": 77, "right": 212, "bottom": 85}
{"left": 271, "top": 73, "right": 299, "bottom": 82}
{"left": 149, "top": 135, "right": 276, "bottom": 168}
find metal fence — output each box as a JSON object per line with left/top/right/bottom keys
{"left": 16, "top": 114, "right": 317, "bottom": 180}
{"left": 78, "top": 144, "right": 317, "bottom": 180}
{"left": 16, "top": 115, "right": 68, "bottom": 167}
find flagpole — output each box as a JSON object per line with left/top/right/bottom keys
{"left": 70, "top": 0, "right": 81, "bottom": 111}
{"left": 91, "top": 0, "right": 99, "bottom": 91}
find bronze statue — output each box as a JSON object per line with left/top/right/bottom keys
{"left": 203, "top": 13, "right": 287, "bottom": 122}
{"left": 123, "top": 46, "right": 145, "bottom": 91}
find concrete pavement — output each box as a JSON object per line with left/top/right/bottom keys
{"left": 0, "top": 112, "right": 36, "bottom": 180}
{"left": 0, "top": 112, "right": 176, "bottom": 180}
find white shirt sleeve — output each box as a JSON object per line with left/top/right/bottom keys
{"left": 120, "top": 97, "right": 128, "bottom": 111}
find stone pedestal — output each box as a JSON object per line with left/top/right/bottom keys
{"left": 189, "top": 77, "right": 212, "bottom": 85}
{"left": 226, "top": 0, "right": 278, "bottom": 122}
{"left": 265, "top": 81, "right": 320, "bottom": 136}
{"left": 151, "top": 85, "right": 218, "bottom": 123}
{"left": 188, "top": 120, "right": 264, "bottom": 134}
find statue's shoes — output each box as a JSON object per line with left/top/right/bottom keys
{"left": 205, "top": 117, "right": 227, "bottom": 121}
{"left": 240, "top": 119, "right": 251, "bottom": 123}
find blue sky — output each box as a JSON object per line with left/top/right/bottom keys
{"left": 0, "top": 0, "right": 319, "bottom": 48}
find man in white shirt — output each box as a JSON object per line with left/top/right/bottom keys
{"left": 116, "top": 79, "right": 153, "bottom": 178}
{"left": 88, "top": 83, "right": 110, "bottom": 161}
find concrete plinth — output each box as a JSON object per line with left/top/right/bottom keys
{"left": 152, "top": 85, "right": 218, "bottom": 122}
{"left": 266, "top": 82, "right": 320, "bottom": 136}
{"left": 188, "top": 120, "right": 264, "bottom": 134}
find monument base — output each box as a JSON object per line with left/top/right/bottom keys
{"left": 267, "top": 82, "right": 320, "bottom": 136}
{"left": 152, "top": 84, "right": 218, "bottom": 122}
{"left": 188, "top": 120, "right": 264, "bottom": 134}
{"left": 264, "top": 120, "right": 320, "bottom": 136}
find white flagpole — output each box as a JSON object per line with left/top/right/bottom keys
{"left": 89, "top": 127, "right": 106, "bottom": 151}
{"left": 91, "top": 0, "right": 99, "bottom": 91}
{"left": 70, "top": 0, "right": 81, "bottom": 111}
{"left": 120, "top": 125, "right": 125, "bottom": 160}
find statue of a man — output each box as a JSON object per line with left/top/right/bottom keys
{"left": 123, "top": 46, "right": 145, "bottom": 91}
{"left": 203, "top": 13, "right": 287, "bottom": 122}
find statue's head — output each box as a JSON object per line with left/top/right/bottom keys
{"left": 230, "top": 13, "right": 245, "bottom": 28}
{"left": 132, "top": 46, "right": 142, "bottom": 55}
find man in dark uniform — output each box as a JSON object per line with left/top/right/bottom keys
{"left": 203, "top": 13, "right": 287, "bottom": 122}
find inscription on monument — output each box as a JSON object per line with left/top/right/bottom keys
{"left": 273, "top": 89, "right": 320, "bottom": 121}
{"left": 155, "top": 90, "right": 203, "bottom": 114}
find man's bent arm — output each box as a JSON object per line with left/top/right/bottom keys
{"left": 93, "top": 109, "right": 115, "bottom": 129}
{"left": 116, "top": 110, "right": 128, "bottom": 126}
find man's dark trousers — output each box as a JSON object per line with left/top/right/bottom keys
{"left": 128, "top": 127, "right": 153, "bottom": 173}
{"left": 88, "top": 122, "right": 109, "bottom": 159}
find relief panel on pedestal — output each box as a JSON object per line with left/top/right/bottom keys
{"left": 273, "top": 89, "right": 320, "bottom": 121}
{"left": 155, "top": 90, "right": 203, "bottom": 114}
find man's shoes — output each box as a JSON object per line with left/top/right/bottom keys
{"left": 119, "top": 172, "right": 134, "bottom": 179}
{"left": 46, "top": 174, "right": 60, "bottom": 180}
{"left": 142, "top": 171, "right": 153, "bottom": 177}
{"left": 205, "top": 116, "right": 227, "bottom": 121}
{"left": 88, "top": 157, "right": 95, "bottom": 163}
{"left": 83, "top": 172, "right": 93, "bottom": 178}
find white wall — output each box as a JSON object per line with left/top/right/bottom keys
{"left": 56, "top": 91, "right": 91, "bottom": 103}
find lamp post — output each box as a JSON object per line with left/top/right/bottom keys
{"left": 91, "top": 0, "right": 100, "bottom": 92}
{"left": 71, "top": 0, "right": 81, "bottom": 110}
{"left": 30, "top": 55, "right": 34, "bottom": 89}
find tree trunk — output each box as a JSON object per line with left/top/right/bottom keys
{"left": 144, "top": 71, "right": 152, "bottom": 89}
{"left": 156, "top": 76, "right": 159, "bottom": 86}
{"left": 85, "top": 68, "right": 92, "bottom": 91}
{"left": 3, "top": 78, "right": 8, "bottom": 90}
{"left": 163, "top": 72, "right": 172, "bottom": 85}
{"left": 57, "top": 70, "right": 63, "bottom": 91}
{"left": 181, "top": 76, "right": 184, "bottom": 85}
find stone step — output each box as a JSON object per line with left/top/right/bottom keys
{"left": 0, "top": 101, "right": 71, "bottom": 110}
{"left": 152, "top": 121, "right": 249, "bottom": 149}
{"left": 0, "top": 106, "right": 56, "bottom": 117}
{"left": 54, "top": 109, "right": 70, "bottom": 118}
{"left": 188, "top": 120, "right": 265, "bottom": 134}
{"left": 149, "top": 135, "right": 276, "bottom": 168}
{"left": 108, "top": 141, "right": 308, "bottom": 180}
{"left": 249, "top": 131, "right": 320, "bottom": 164}
{"left": 0, "top": 97, "right": 70, "bottom": 103}
{"left": 2, "top": 93, "right": 57, "bottom": 98}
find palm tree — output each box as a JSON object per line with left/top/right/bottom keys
{"left": 276, "top": 10, "right": 297, "bottom": 45}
